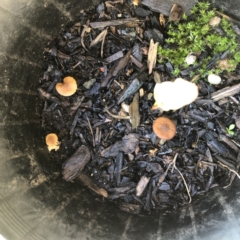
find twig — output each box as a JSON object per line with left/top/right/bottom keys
{"left": 200, "top": 161, "right": 218, "bottom": 167}
{"left": 114, "top": 166, "right": 128, "bottom": 174}
{"left": 172, "top": 154, "right": 192, "bottom": 204}
{"left": 232, "top": 140, "right": 240, "bottom": 148}
{"left": 216, "top": 11, "right": 240, "bottom": 26}
{"left": 218, "top": 161, "right": 240, "bottom": 179}
{"left": 104, "top": 107, "right": 130, "bottom": 119}
{"left": 101, "top": 28, "right": 108, "bottom": 58}
{"left": 87, "top": 117, "right": 95, "bottom": 147}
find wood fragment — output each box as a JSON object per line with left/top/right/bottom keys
{"left": 101, "top": 49, "right": 132, "bottom": 87}
{"left": 216, "top": 11, "right": 240, "bottom": 26}
{"left": 130, "top": 55, "right": 143, "bottom": 68}
{"left": 172, "top": 155, "right": 192, "bottom": 204}
{"left": 81, "top": 20, "right": 90, "bottom": 51}
{"left": 211, "top": 83, "right": 240, "bottom": 102}
{"left": 117, "top": 78, "right": 143, "bottom": 104}
{"left": 218, "top": 161, "right": 240, "bottom": 179}
{"left": 90, "top": 28, "right": 108, "bottom": 48}
{"left": 70, "top": 109, "right": 81, "bottom": 135}
{"left": 104, "top": 107, "right": 130, "bottom": 119}
{"left": 62, "top": 145, "right": 91, "bottom": 181}
{"left": 87, "top": 117, "right": 95, "bottom": 147}
{"left": 147, "top": 39, "right": 159, "bottom": 74}
{"left": 70, "top": 96, "right": 85, "bottom": 113}
{"left": 90, "top": 18, "right": 139, "bottom": 29}
{"left": 159, "top": 14, "right": 165, "bottom": 27}
{"left": 105, "top": 50, "right": 124, "bottom": 63}
{"left": 136, "top": 176, "right": 150, "bottom": 196}
{"left": 219, "top": 134, "right": 239, "bottom": 152}
{"left": 112, "top": 49, "right": 132, "bottom": 76}
{"left": 169, "top": 4, "right": 183, "bottom": 22}
{"left": 119, "top": 202, "right": 141, "bottom": 214}
{"left": 129, "top": 92, "right": 140, "bottom": 129}
{"left": 115, "top": 152, "right": 123, "bottom": 186}
{"left": 78, "top": 172, "right": 108, "bottom": 198}
{"left": 57, "top": 50, "right": 71, "bottom": 60}
{"left": 224, "top": 152, "right": 240, "bottom": 188}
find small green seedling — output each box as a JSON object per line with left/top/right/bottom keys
{"left": 226, "top": 124, "right": 235, "bottom": 135}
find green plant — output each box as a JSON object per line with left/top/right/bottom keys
{"left": 158, "top": 2, "right": 240, "bottom": 77}
{"left": 226, "top": 124, "right": 235, "bottom": 135}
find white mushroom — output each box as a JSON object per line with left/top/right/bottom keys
{"left": 185, "top": 53, "right": 197, "bottom": 65}
{"left": 152, "top": 78, "right": 199, "bottom": 111}
{"left": 208, "top": 74, "right": 221, "bottom": 85}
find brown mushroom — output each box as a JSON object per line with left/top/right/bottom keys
{"left": 152, "top": 117, "right": 176, "bottom": 140}
{"left": 56, "top": 76, "right": 77, "bottom": 96}
{"left": 45, "top": 133, "right": 60, "bottom": 152}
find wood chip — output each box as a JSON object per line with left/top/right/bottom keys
{"left": 90, "top": 18, "right": 139, "bottom": 28}
{"left": 147, "top": 39, "right": 159, "bottom": 74}
{"left": 211, "top": 83, "right": 240, "bottom": 102}
{"left": 136, "top": 176, "right": 150, "bottom": 196}
{"left": 62, "top": 145, "right": 91, "bottom": 181}
{"left": 169, "top": 4, "right": 183, "bottom": 22}
{"left": 78, "top": 172, "right": 108, "bottom": 198}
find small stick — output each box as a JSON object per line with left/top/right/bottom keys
{"left": 81, "top": 20, "right": 90, "bottom": 52}
{"left": 78, "top": 172, "right": 108, "bottom": 198}
{"left": 216, "top": 11, "right": 240, "bottom": 25}
{"left": 104, "top": 107, "right": 130, "bottom": 119}
{"left": 101, "top": 28, "right": 108, "bottom": 58}
{"left": 218, "top": 161, "right": 240, "bottom": 179}
{"left": 87, "top": 117, "right": 95, "bottom": 147}
{"left": 172, "top": 153, "right": 192, "bottom": 203}
{"left": 200, "top": 161, "right": 218, "bottom": 167}
{"left": 114, "top": 166, "right": 128, "bottom": 174}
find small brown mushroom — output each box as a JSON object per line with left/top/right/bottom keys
{"left": 45, "top": 133, "right": 60, "bottom": 152}
{"left": 152, "top": 117, "right": 176, "bottom": 140}
{"left": 209, "top": 16, "right": 221, "bottom": 27}
{"left": 56, "top": 76, "right": 77, "bottom": 96}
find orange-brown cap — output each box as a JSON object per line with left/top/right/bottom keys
{"left": 56, "top": 76, "right": 77, "bottom": 96}
{"left": 152, "top": 117, "right": 176, "bottom": 140}
{"left": 45, "top": 133, "right": 60, "bottom": 152}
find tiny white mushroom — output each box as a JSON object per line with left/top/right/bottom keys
{"left": 185, "top": 53, "right": 197, "bottom": 65}
{"left": 208, "top": 74, "right": 221, "bottom": 85}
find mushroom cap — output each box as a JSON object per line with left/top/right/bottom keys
{"left": 209, "top": 16, "right": 221, "bottom": 27}
{"left": 153, "top": 78, "right": 198, "bottom": 111}
{"left": 45, "top": 133, "right": 60, "bottom": 152}
{"left": 56, "top": 76, "right": 77, "bottom": 96}
{"left": 153, "top": 117, "right": 176, "bottom": 140}
{"left": 208, "top": 74, "right": 221, "bottom": 85}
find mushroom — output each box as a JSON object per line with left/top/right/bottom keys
{"left": 185, "top": 53, "right": 197, "bottom": 65}
{"left": 208, "top": 74, "right": 221, "bottom": 85}
{"left": 209, "top": 16, "right": 221, "bottom": 27}
{"left": 152, "top": 78, "right": 198, "bottom": 111}
{"left": 153, "top": 117, "right": 176, "bottom": 141}
{"left": 56, "top": 76, "right": 77, "bottom": 96}
{"left": 45, "top": 133, "right": 60, "bottom": 152}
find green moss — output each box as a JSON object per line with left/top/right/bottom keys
{"left": 158, "top": 2, "right": 240, "bottom": 77}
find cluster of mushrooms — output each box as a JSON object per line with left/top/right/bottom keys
{"left": 45, "top": 76, "right": 199, "bottom": 150}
